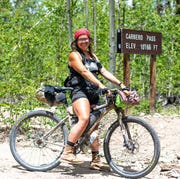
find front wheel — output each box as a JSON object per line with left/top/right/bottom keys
{"left": 103, "top": 116, "right": 160, "bottom": 179}
{"left": 10, "top": 110, "right": 69, "bottom": 171}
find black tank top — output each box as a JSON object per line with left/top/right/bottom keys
{"left": 68, "top": 51, "right": 102, "bottom": 90}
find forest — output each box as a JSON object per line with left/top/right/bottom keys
{"left": 0, "top": 0, "right": 179, "bottom": 118}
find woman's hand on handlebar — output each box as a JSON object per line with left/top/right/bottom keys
{"left": 119, "top": 83, "right": 130, "bottom": 96}
{"left": 98, "top": 87, "right": 111, "bottom": 97}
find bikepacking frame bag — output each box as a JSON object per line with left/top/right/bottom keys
{"left": 36, "top": 85, "right": 67, "bottom": 106}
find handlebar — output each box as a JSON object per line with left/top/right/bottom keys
{"left": 54, "top": 86, "right": 110, "bottom": 95}
{"left": 54, "top": 86, "right": 130, "bottom": 98}
{"left": 43, "top": 85, "right": 139, "bottom": 107}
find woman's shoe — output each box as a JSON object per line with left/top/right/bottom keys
{"left": 90, "top": 154, "right": 110, "bottom": 171}
{"left": 60, "top": 146, "right": 84, "bottom": 164}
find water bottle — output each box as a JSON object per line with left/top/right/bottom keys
{"left": 90, "top": 130, "right": 98, "bottom": 144}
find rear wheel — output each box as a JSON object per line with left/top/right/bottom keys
{"left": 104, "top": 116, "right": 160, "bottom": 178}
{"left": 10, "top": 110, "right": 68, "bottom": 171}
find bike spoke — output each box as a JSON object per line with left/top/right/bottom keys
{"left": 110, "top": 123, "right": 154, "bottom": 171}
{"left": 104, "top": 118, "right": 160, "bottom": 178}
{"left": 11, "top": 113, "right": 66, "bottom": 170}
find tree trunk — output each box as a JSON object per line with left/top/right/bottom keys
{"left": 84, "top": 0, "right": 89, "bottom": 29}
{"left": 92, "top": 0, "right": 97, "bottom": 50}
{"left": 109, "top": 0, "right": 116, "bottom": 88}
{"left": 67, "top": 0, "right": 73, "bottom": 44}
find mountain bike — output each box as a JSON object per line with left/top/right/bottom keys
{"left": 9, "top": 87, "right": 160, "bottom": 179}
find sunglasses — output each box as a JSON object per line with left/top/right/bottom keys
{"left": 78, "top": 38, "right": 89, "bottom": 42}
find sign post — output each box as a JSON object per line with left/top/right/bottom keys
{"left": 150, "top": 55, "right": 156, "bottom": 113}
{"left": 117, "top": 28, "right": 162, "bottom": 113}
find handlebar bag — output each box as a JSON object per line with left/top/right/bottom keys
{"left": 115, "top": 89, "right": 140, "bottom": 107}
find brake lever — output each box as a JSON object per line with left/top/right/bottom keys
{"left": 98, "top": 88, "right": 109, "bottom": 96}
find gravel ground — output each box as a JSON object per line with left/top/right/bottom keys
{"left": 0, "top": 110, "right": 180, "bottom": 179}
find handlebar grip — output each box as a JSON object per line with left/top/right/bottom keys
{"left": 98, "top": 88, "right": 109, "bottom": 95}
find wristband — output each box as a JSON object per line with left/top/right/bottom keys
{"left": 122, "top": 87, "right": 130, "bottom": 91}
{"left": 118, "top": 82, "right": 122, "bottom": 87}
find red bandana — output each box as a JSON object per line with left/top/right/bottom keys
{"left": 74, "top": 28, "right": 90, "bottom": 40}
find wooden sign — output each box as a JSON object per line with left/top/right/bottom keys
{"left": 117, "top": 28, "right": 162, "bottom": 55}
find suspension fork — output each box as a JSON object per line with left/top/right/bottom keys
{"left": 116, "top": 109, "right": 132, "bottom": 148}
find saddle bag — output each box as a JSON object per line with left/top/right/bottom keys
{"left": 36, "top": 84, "right": 67, "bottom": 106}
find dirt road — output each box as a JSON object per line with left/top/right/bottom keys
{"left": 0, "top": 113, "right": 180, "bottom": 179}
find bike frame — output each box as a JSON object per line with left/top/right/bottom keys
{"left": 63, "top": 95, "right": 129, "bottom": 153}
{"left": 41, "top": 89, "right": 133, "bottom": 156}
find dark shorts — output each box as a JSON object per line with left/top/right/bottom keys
{"left": 71, "top": 88, "right": 99, "bottom": 105}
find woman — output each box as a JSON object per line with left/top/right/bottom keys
{"left": 61, "top": 28, "right": 129, "bottom": 170}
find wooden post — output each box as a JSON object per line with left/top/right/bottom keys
{"left": 123, "top": 54, "right": 130, "bottom": 115}
{"left": 123, "top": 54, "right": 130, "bottom": 86}
{"left": 150, "top": 54, "right": 156, "bottom": 114}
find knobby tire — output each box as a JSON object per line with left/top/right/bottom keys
{"left": 9, "top": 110, "right": 68, "bottom": 171}
{"left": 103, "top": 116, "right": 160, "bottom": 178}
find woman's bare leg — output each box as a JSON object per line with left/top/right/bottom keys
{"left": 61, "top": 98, "right": 90, "bottom": 164}
{"left": 68, "top": 98, "right": 90, "bottom": 142}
